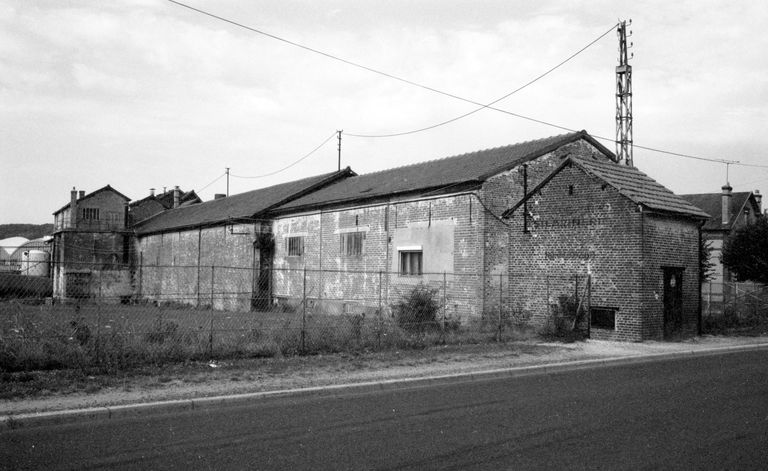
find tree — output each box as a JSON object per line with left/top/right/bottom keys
{"left": 721, "top": 217, "right": 768, "bottom": 284}
{"left": 700, "top": 237, "right": 716, "bottom": 282}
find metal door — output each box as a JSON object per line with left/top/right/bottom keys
{"left": 663, "top": 267, "right": 684, "bottom": 337}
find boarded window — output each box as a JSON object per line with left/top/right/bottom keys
{"left": 399, "top": 251, "right": 423, "bottom": 276}
{"left": 286, "top": 236, "right": 304, "bottom": 257}
{"left": 340, "top": 232, "right": 363, "bottom": 257}
{"left": 590, "top": 307, "right": 617, "bottom": 329}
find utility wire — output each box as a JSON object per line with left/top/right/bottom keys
{"left": 167, "top": 1, "right": 766, "bottom": 169}
{"left": 198, "top": 172, "right": 226, "bottom": 192}
{"left": 230, "top": 131, "right": 337, "bottom": 179}
{"left": 345, "top": 23, "right": 618, "bottom": 138}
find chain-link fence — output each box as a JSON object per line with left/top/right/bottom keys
{"left": 702, "top": 281, "right": 768, "bottom": 332}
{"left": 1, "top": 263, "right": 595, "bottom": 372}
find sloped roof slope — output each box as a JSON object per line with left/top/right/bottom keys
{"left": 680, "top": 192, "right": 752, "bottom": 230}
{"left": 574, "top": 157, "right": 710, "bottom": 218}
{"left": 274, "top": 131, "right": 612, "bottom": 213}
{"left": 503, "top": 156, "right": 710, "bottom": 219}
{"left": 134, "top": 168, "right": 354, "bottom": 235}
{"left": 53, "top": 185, "right": 130, "bottom": 215}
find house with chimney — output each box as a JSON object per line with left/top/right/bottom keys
{"left": 51, "top": 185, "right": 132, "bottom": 299}
{"left": 681, "top": 185, "right": 763, "bottom": 312}
{"left": 51, "top": 185, "right": 199, "bottom": 299}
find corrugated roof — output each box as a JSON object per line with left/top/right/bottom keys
{"left": 133, "top": 168, "right": 354, "bottom": 235}
{"left": 573, "top": 157, "right": 710, "bottom": 218}
{"left": 503, "top": 156, "right": 710, "bottom": 219}
{"left": 274, "top": 131, "right": 609, "bottom": 212}
{"left": 680, "top": 192, "right": 752, "bottom": 230}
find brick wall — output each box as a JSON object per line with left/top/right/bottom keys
{"left": 271, "top": 193, "right": 486, "bottom": 319}
{"left": 641, "top": 214, "right": 701, "bottom": 339}
{"left": 136, "top": 223, "right": 258, "bottom": 311}
{"left": 481, "top": 140, "right": 615, "bottom": 321}
{"left": 505, "top": 162, "right": 645, "bottom": 341}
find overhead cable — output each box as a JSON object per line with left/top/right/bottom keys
{"left": 230, "top": 131, "right": 337, "bottom": 179}
{"left": 345, "top": 23, "right": 619, "bottom": 138}
{"left": 167, "top": 1, "right": 764, "bottom": 169}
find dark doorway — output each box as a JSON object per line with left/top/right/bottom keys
{"left": 252, "top": 232, "right": 274, "bottom": 311}
{"left": 663, "top": 267, "right": 684, "bottom": 338}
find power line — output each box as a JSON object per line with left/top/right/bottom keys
{"left": 345, "top": 23, "right": 619, "bottom": 138}
{"left": 166, "top": 0, "right": 486, "bottom": 106}
{"left": 198, "top": 172, "right": 226, "bottom": 192}
{"left": 230, "top": 131, "right": 337, "bottom": 179}
{"left": 167, "top": 1, "right": 766, "bottom": 170}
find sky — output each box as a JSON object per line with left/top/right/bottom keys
{"left": 2, "top": 0, "right": 767, "bottom": 224}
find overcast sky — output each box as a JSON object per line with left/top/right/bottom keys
{"left": 2, "top": 0, "right": 767, "bottom": 224}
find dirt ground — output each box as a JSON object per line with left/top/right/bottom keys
{"left": 2, "top": 335, "right": 767, "bottom": 417}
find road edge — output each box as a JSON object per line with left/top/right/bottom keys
{"left": 4, "top": 342, "right": 768, "bottom": 430}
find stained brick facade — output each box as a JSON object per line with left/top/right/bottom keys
{"left": 61, "top": 132, "right": 707, "bottom": 342}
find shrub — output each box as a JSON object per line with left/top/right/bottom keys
{"left": 393, "top": 284, "right": 440, "bottom": 333}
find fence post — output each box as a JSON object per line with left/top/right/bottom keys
{"left": 378, "top": 270, "right": 382, "bottom": 350}
{"left": 301, "top": 266, "right": 307, "bottom": 353}
{"left": 209, "top": 265, "right": 215, "bottom": 356}
{"left": 587, "top": 274, "right": 592, "bottom": 339}
{"left": 546, "top": 275, "right": 551, "bottom": 320}
{"left": 443, "top": 272, "right": 447, "bottom": 331}
{"left": 138, "top": 252, "right": 143, "bottom": 300}
{"left": 497, "top": 273, "right": 503, "bottom": 342}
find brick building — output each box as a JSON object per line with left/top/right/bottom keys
{"left": 123, "top": 130, "right": 708, "bottom": 341}
{"left": 51, "top": 185, "right": 132, "bottom": 299}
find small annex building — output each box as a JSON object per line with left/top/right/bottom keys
{"left": 121, "top": 130, "right": 708, "bottom": 341}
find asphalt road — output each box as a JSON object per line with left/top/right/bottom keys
{"left": 2, "top": 350, "right": 767, "bottom": 470}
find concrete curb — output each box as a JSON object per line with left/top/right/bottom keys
{"left": 4, "top": 342, "right": 768, "bottom": 429}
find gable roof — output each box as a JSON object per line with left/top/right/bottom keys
{"left": 272, "top": 131, "right": 614, "bottom": 213}
{"left": 133, "top": 168, "right": 355, "bottom": 235}
{"left": 680, "top": 191, "right": 754, "bottom": 231}
{"left": 129, "top": 188, "right": 202, "bottom": 210}
{"left": 53, "top": 185, "right": 130, "bottom": 215}
{"left": 502, "top": 156, "right": 710, "bottom": 220}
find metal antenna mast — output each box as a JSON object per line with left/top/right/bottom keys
{"left": 616, "top": 20, "right": 633, "bottom": 166}
{"left": 337, "top": 130, "right": 343, "bottom": 171}
{"left": 225, "top": 167, "right": 230, "bottom": 196}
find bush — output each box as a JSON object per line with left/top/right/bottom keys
{"left": 393, "top": 284, "right": 440, "bottom": 333}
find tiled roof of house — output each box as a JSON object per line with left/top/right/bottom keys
{"left": 133, "top": 168, "right": 354, "bottom": 235}
{"left": 574, "top": 157, "right": 710, "bottom": 218}
{"left": 680, "top": 192, "right": 753, "bottom": 230}
{"left": 53, "top": 185, "right": 130, "bottom": 215}
{"left": 503, "top": 156, "right": 710, "bottom": 219}
{"left": 274, "top": 131, "right": 612, "bottom": 212}
{"left": 129, "top": 188, "right": 201, "bottom": 209}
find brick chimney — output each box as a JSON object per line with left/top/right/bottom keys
{"left": 754, "top": 190, "right": 762, "bottom": 214}
{"left": 173, "top": 186, "right": 180, "bottom": 208}
{"left": 78, "top": 190, "right": 85, "bottom": 199}
{"left": 721, "top": 184, "right": 733, "bottom": 226}
{"left": 149, "top": 188, "right": 155, "bottom": 197}
{"left": 70, "top": 187, "right": 78, "bottom": 228}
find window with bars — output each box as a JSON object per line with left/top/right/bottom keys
{"left": 81, "top": 208, "right": 100, "bottom": 221}
{"left": 340, "top": 232, "right": 363, "bottom": 257}
{"left": 399, "top": 250, "right": 423, "bottom": 276}
{"left": 286, "top": 236, "right": 304, "bottom": 257}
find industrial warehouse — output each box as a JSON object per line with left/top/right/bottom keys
{"left": 50, "top": 130, "right": 709, "bottom": 342}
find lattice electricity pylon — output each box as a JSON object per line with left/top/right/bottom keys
{"left": 616, "top": 20, "right": 633, "bottom": 166}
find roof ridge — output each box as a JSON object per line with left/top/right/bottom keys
{"left": 356, "top": 131, "right": 579, "bottom": 179}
